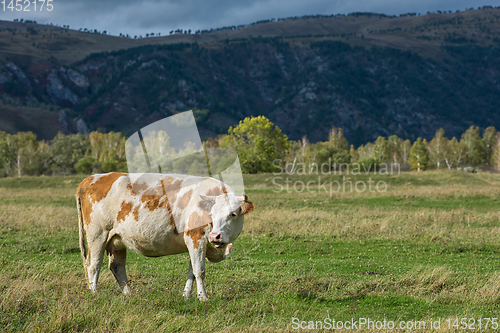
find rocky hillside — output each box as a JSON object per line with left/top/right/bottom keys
{"left": 1, "top": 7, "right": 500, "bottom": 145}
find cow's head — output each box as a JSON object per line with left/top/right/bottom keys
{"left": 200, "top": 194, "right": 254, "bottom": 248}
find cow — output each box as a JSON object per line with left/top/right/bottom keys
{"left": 76, "top": 172, "right": 254, "bottom": 300}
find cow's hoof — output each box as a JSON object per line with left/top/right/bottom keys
{"left": 182, "top": 291, "right": 192, "bottom": 299}
{"left": 123, "top": 285, "right": 132, "bottom": 295}
{"left": 197, "top": 293, "right": 209, "bottom": 301}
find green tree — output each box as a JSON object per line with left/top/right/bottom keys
{"left": 308, "top": 128, "right": 350, "bottom": 171}
{"left": 219, "top": 116, "right": 290, "bottom": 173}
{"left": 75, "top": 156, "right": 98, "bottom": 174}
{"left": 492, "top": 132, "right": 500, "bottom": 171}
{"left": 460, "top": 126, "right": 484, "bottom": 166}
{"left": 482, "top": 126, "right": 497, "bottom": 167}
{"left": 444, "top": 137, "right": 466, "bottom": 169}
{"left": 0, "top": 131, "right": 6, "bottom": 174}
{"left": 372, "top": 136, "right": 391, "bottom": 163}
{"left": 428, "top": 128, "right": 446, "bottom": 169}
{"left": 328, "top": 127, "right": 349, "bottom": 152}
{"left": 349, "top": 144, "right": 359, "bottom": 163}
{"left": 88, "top": 131, "right": 127, "bottom": 172}
{"left": 409, "top": 138, "right": 429, "bottom": 171}
{"left": 357, "top": 142, "right": 374, "bottom": 160}
{"left": 387, "top": 135, "right": 401, "bottom": 165}
{"left": 285, "top": 136, "right": 310, "bottom": 173}
{"left": 0, "top": 132, "right": 38, "bottom": 177}
{"left": 399, "top": 139, "right": 412, "bottom": 166}
{"left": 49, "top": 133, "right": 90, "bottom": 175}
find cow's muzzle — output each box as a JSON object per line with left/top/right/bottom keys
{"left": 209, "top": 233, "right": 226, "bottom": 248}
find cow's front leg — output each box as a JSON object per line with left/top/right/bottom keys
{"left": 182, "top": 260, "right": 194, "bottom": 299}
{"left": 188, "top": 248, "right": 208, "bottom": 301}
{"left": 108, "top": 247, "right": 131, "bottom": 294}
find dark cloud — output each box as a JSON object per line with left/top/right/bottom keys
{"left": 2, "top": 0, "right": 498, "bottom": 36}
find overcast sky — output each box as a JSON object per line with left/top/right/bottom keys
{"left": 2, "top": 0, "right": 499, "bottom": 36}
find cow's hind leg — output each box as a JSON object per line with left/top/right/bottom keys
{"left": 86, "top": 231, "right": 108, "bottom": 292}
{"left": 182, "top": 260, "right": 194, "bottom": 299}
{"left": 108, "top": 246, "right": 131, "bottom": 294}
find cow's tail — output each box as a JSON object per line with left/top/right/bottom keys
{"left": 76, "top": 194, "right": 87, "bottom": 269}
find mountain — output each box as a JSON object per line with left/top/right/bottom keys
{"left": 1, "top": 7, "right": 500, "bottom": 145}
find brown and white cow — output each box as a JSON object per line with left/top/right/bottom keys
{"left": 76, "top": 172, "right": 254, "bottom": 300}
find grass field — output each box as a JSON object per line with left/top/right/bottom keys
{"left": 1, "top": 171, "right": 500, "bottom": 332}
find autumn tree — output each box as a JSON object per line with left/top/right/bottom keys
{"left": 82, "top": 131, "right": 128, "bottom": 173}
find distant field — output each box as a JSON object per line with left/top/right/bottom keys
{"left": 1, "top": 171, "right": 500, "bottom": 332}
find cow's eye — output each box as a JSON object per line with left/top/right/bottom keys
{"left": 229, "top": 212, "right": 237, "bottom": 218}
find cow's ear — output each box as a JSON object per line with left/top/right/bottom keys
{"left": 240, "top": 201, "right": 254, "bottom": 215}
{"left": 236, "top": 195, "right": 248, "bottom": 202}
{"left": 199, "top": 195, "right": 216, "bottom": 212}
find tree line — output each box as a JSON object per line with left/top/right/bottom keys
{"left": 216, "top": 117, "right": 500, "bottom": 174}
{"left": 0, "top": 116, "right": 499, "bottom": 177}
{"left": 0, "top": 131, "right": 127, "bottom": 177}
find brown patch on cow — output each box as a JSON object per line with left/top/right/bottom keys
{"left": 77, "top": 176, "right": 95, "bottom": 226}
{"left": 138, "top": 186, "right": 178, "bottom": 234}
{"left": 186, "top": 211, "right": 212, "bottom": 249}
{"left": 89, "top": 173, "right": 126, "bottom": 203}
{"left": 165, "top": 199, "right": 178, "bottom": 235}
{"left": 170, "top": 218, "right": 177, "bottom": 234}
{"left": 117, "top": 201, "right": 133, "bottom": 223}
{"left": 81, "top": 200, "right": 93, "bottom": 226}
{"left": 139, "top": 177, "right": 183, "bottom": 212}
{"left": 133, "top": 206, "right": 140, "bottom": 221}
{"left": 161, "top": 177, "right": 183, "bottom": 196}
{"left": 141, "top": 194, "right": 169, "bottom": 211}
{"left": 141, "top": 194, "right": 160, "bottom": 211}
{"left": 206, "top": 186, "right": 225, "bottom": 197}
{"left": 240, "top": 201, "right": 255, "bottom": 215}
{"left": 177, "top": 189, "right": 193, "bottom": 210}
{"left": 77, "top": 175, "right": 94, "bottom": 197}
{"left": 126, "top": 184, "right": 137, "bottom": 195}
{"left": 77, "top": 173, "right": 126, "bottom": 226}
{"left": 127, "top": 181, "right": 149, "bottom": 195}
{"left": 199, "top": 200, "right": 214, "bottom": 212}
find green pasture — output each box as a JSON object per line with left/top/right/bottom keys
{"left": 1, "top": 171, "right": 500, "bottom": 332}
